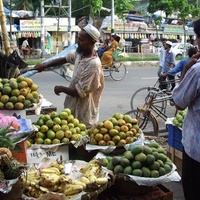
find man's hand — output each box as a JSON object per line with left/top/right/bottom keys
{"left": 34, "top": 63, "right": 48, "bottom": 72}
{"left": 159, "top": 72, "right": 167, "bottom": 77}
{"left": 54, "top": 86, "right": 64, "bottom": 96}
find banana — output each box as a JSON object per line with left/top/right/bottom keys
{"left": 41, "top": 174, "right": 60, "bottom": 186}
{"left": 58, "top": 182, "right": 71, "bottom": 193}
{"left": 64, "top": 185, "right": 84, "bottom": 196}
{"left": 59, "top": 174, "right": 72, "bottom": 183}
{"left": 88, "top": 175, "right": 97, "bottom": 183}
{"left": 51, "top": 184, "right": 59, "bottom": 192}
{"left": 80, "top": 176, "right": 90, "bottom": 184}
{"left": 72, "top": 180, "right": 86, "bottom": 189}
{"left": 40, "top": 167, "right": 60, "bottom": 175}
{"left": 95, "top": 177, "right": 108, "bottom": 185}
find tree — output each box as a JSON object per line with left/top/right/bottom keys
{"left": 82, "top": 0, "right": 103, "bottom": 20}
{"left": 114, "top": 0, "right": 133, "bottom": 19}
{"left": 147, "top": 0, "right": 176, "bottom": 18}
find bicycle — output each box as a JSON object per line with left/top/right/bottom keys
{"left": 130, "top": 76, "right": 180, "bottom": 111}
{"left": 103, "top": 48, "right": 127, "bottom": 81}
{"left": 126, "top": 77, "right": 180, "bottom": 136}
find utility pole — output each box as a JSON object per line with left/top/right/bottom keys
{"left": 111, "top": 0, "right": 114, "bottom": 34}
{"left": 41, "top": 0, "right": 45, "bottom": 58}
{"left": 68, "top": 0, "right": 71, "bottom": 46}
{"left": 43, "top": 1, "right": 70, "bottom": 53}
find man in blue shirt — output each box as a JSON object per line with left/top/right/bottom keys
{"left": 172, "top": 18, "right": 200, "bottom": 200}
{"left": 159, "top": 40, "right": 176, "bottom": 91}
{"left": 168, "top": 47, "right": 197, "bottom": 76}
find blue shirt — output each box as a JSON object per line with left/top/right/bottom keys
{"left": 162, "top": 50, "right": 175, "bottom": 74}
{"left": 172, "top": 60, "right": 200, "bottom": 162}
{"left": 168, "top": 58, "right": 190, "bottom": 76}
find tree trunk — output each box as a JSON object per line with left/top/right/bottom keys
{"left": 0, "top": 0, "right": 11, "bottom": 56}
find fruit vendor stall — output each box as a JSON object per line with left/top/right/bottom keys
{"left": 0, "top": 74, "right": 182, "bottom": 199}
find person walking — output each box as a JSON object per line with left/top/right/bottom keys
{"left": 168, "top": 47, "right": 198, "bottom": 76}
{"left": 21, "top": 38, "right": 31, "bottom": 59}
{"left": 172, "top": 18, "right": 200, "bottom": 200}
{"left": 34, "top": 24, "right": 104, "bottom": 129}
{"left": 157, "top": 38, "right": 166, "bottom": 76}
{"left": 159, "top": 40, "right": 176, "bottom": 91}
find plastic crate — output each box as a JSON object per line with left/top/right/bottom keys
{"left": 167, "top": 124, "right": 183, "bottom": 152}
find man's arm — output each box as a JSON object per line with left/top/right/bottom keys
{"left": 34, "top": 57, "right": 67, "bottom": 72}
{"left": 54, "top": 86, "right": 79, "bottom": 97}
{"left": 180, "top": 52, "right": 200, "bottom": 80}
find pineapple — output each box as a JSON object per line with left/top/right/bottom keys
{"left": 0, "top": 124, "right": 27, "bottom": 180}
{"left": 0, "top": 123, "right": 20, "bottom": 150}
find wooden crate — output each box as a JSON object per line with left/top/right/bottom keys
{"left": 97, "top": 184, "right": 173, "bottom": 200}
{"left": 166, "top": 145, "right": 182, "bottom": 177}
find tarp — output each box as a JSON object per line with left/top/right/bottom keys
{"left": 22, "top": 44, "right": 77, "bottom": 81}
{"left": 4, "top": 7, "right": 19, "bottom": 18}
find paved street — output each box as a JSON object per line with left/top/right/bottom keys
{"left": 26, "top": 65, "right": 184, "bottom": 199}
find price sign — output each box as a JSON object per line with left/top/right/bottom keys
{"left": 26, "top": 144, "right": 69, "bottom": 164}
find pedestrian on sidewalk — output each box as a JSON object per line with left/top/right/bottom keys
{"left": 157, "top": 38, "right": 166, "bottom": 76}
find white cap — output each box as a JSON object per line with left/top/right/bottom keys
{"left": 83, "top": 24, "right": 100, "bottom": 42}
{"left": 166, "top": 41, "right": 173, "bottom": 46}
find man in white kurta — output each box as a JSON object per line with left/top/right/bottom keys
{"left": 64, "top": 50, "right": 104, "bottom": 128}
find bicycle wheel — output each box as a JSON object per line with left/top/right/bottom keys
{"left": 130, "top": 87, "right": 167, "bottom": 114}
{"left": 110, "top": 62, "right": 127, "bottom": 81}
{"left": 125, "top": 109, "right": 159, "bottom": 136}
{"left": 103, "top": 68, "right": 111, "bottom": 77}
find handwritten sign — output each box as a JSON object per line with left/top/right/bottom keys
{"left": 27, "top": 144, "right": 69, "bottom": 164}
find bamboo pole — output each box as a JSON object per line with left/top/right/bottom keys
{"left": 0, "top": 0, "right": 11, "bottom": 56}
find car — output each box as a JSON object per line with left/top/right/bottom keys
{"left": 171, "top": 42, "right": 195, "bottom": 58}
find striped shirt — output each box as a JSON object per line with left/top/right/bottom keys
{"left": 172, "top": 60, "right": 200, "bottom": 162}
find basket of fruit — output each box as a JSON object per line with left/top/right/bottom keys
{"left": 21, "top": 158, "right": 112, "bottom": 200}
{"left": 0, "top": 76, "right": 40, "bottom": 111}
{"left": 86, "top": 112, "right": 144, "bottom": 154}
{"left": 96, "top": 140, "right": 181, "bottom": 195}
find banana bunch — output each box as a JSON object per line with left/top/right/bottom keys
{"left": 21, "top": 169, "right": 49, "bottom": 198}
{"left": 21, "top": 160, "right": 109, "bottom": 199}
{"left": 40, "top": 166, "right": 62, "bottom": 190}
{"left": 79, "top": 159, "right": 108, "bottom": 186}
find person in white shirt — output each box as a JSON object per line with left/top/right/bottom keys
{"left": 157, "top": 38, "right": 167, "bottom": 76}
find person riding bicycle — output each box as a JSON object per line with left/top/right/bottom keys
{"left": 168, "top": 47, "right": 198, "bottom": 76}
{"left": 101, "top": 34, "right": 120, "bottom": 68}
{"left": 97, "top": 39, "right": 110, "bottom": 59}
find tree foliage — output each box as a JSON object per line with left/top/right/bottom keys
{"left": 82, "top": 0, "right": 103, "bottom": 19}
{"left": 114, "top": 0, "right": 133, "bottom": 19}
{"left": 148, "top": 0, "right": 200, "bottom": 20}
